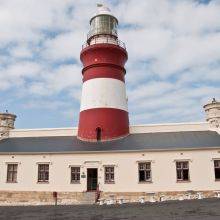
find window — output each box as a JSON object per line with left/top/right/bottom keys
{"left": 7, "top": 164, "right": 18, "bottom": 183}
{"left": 38, "top": 164, "right": 49, "bottom": 183}
{"left": 105, "top": 166, "right": 114, "bottom": 183}
{"left": 214, "top": 160, "right": 220, "bottom": 180}
{"left": 71, "top": 167, "right": 80, "bottom": 183}
{"left": 91, "top": 15, "right": 117, "bottom": 36}
{"left": 176, "top": 161, "right": 189, "bottom": 181}
{"left": 138, "top": 162, "right": 151, "bottom": 182}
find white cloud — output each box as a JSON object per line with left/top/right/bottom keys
{"left": 0, "top": 61, "right": 41, "bottom": 90}
{"left": 0, "top": 0, "right": 220, "bottom": 127}
{"left": 9, "top": 44, "right": 33, "bottom": 59}
{"left": 41, "top": 31, "right": 84, "bottom": 62}
{"left": 128, "top": 81, "right": 174, "bottom": 102}
{"left": 28, "top": 64, "right": 81, "bottom": 97}
{"left": 150, "top": 33, "right": 220, "bottom": 77}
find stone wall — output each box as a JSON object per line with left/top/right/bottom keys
{"left": 0, "top": 191, "right": 86, "bottom": 206}
{"left": 0, "top": 112, "right": 16, "bottom": 139}
{"left": 0, "top": 190, "right": 219, "bottom": 206}
{"left": 204, "top": 98, "right": 220, "bottom": 129}
{"left": 100, "top": 191, "right": 220, "bottom": 203}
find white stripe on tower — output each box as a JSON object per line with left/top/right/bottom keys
{"left": 80, "top": 78, "right": 128, "bottom": 112}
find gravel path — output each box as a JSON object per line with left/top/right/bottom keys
{"left": 0, "top": 198, "right": 220, "bottom": 220}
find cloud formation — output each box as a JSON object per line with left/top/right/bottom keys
{"left": 0, "top": 0, "right": 219, "bottom": 128}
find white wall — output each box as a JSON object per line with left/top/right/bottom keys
{"left": 9, "top": 127, "right": 78, "bottom": 138}
{"left": 9, "top": 122, "right": 211, "bottom": 138}
{"left": 0, "top": 149, "right": 220, "bottom": 192}
{"left": 130, "top": 122, "right": 209, "bottom": 133}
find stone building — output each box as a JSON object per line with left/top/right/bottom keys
{"left": 0, "top": 5, "right": 220, "bottom": 205}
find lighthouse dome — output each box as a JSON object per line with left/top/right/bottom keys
{"left": 96, "top": 4, "right": 112, "bottom": 16}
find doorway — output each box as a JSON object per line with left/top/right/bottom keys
{"left": 96, "top": 127, "right": 101, "bottom": 141}
{"left": 87, "top": 168, "right": 98, "bottom": 191}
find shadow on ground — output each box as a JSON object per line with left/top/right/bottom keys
{"left": 0, "top": 198, "right": 220, "bottom": 220}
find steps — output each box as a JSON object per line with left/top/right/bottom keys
{"left": 80, "top": 192, "right": 96, "bottom": 204}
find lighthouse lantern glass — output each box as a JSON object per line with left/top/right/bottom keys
{"left": 89, "top": 15, "right": 118, "bottom": 39}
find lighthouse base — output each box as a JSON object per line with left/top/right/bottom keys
{"left": 77, "top": 108, "right": 129, "bottom": 142}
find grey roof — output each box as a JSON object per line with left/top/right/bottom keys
{"left": 0, "top": 131, "right": 220, "bottom": 154}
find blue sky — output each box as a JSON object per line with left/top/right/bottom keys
{"left": 0, "top": 0, "right": 220, "bottom": 129}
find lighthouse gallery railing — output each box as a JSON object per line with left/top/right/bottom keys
{"left": 82, "top": 37, "right": 126, "bottom": 50}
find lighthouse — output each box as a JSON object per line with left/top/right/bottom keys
{"left": 77, "top": 4, "right": 129, "bottom": 142}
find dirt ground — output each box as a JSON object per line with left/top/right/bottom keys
{"left": 0, "top": 198, "right": 220, "bottom": 220}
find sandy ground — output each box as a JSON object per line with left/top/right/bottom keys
{"left": 0, "top": 198, "right": 220, "bottom": 220}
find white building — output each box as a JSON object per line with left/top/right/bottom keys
{"left": 0, "top": 5, "right": 220, "bottom": 205}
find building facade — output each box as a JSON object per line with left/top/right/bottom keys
{"left": 0, "top": 5, "right": 220, "bottom": 205}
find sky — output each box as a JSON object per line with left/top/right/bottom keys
{"left": 0, "top": 0, "right": 220, "bottom": 129}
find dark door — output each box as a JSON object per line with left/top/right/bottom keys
{"left": 87, "top": 168, "right": 98, "bottom": 191}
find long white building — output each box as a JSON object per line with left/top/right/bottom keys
{"left": 0, "top": 5, "right": 220, "bottom": 205}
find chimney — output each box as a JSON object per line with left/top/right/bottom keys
{"left": 203, "top": 98, "right": 220, "bottom": 128}
{"left": 0, "top": 111, "right": 17, "bottom": 139}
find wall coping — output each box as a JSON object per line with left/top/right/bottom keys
{"left": 7, "top": 122, "right": 214, "bottom": 138}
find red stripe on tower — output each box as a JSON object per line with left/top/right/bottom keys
{"left": 77, "top": 4, "right": 129, "bottom": 142}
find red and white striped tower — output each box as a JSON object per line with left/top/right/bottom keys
{"left": 77, "top": 4, "right": 129, "bottom": 142}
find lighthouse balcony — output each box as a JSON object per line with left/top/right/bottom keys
{"left": 82, "top": 36, "right": 126, "bottom": 50}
